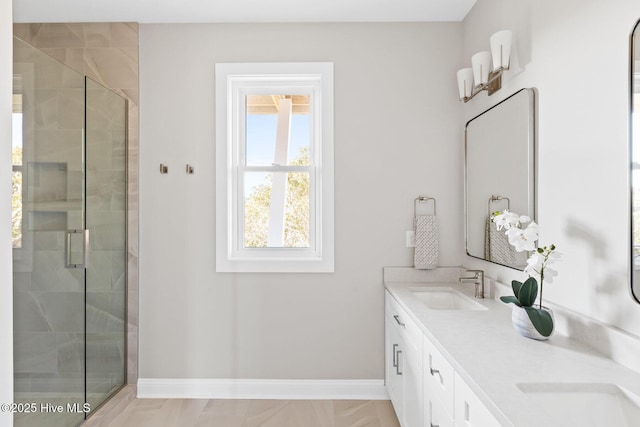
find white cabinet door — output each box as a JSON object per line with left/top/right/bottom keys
{"left": 454, "top": 373, "right": 502, "bottom": 427}
{"left": 386, "top": 316, "right": 404, "bottom": 422}
{"left": 386, "top": 291, "right": 423, "bottom": 427}
{"left": 426, "top": 395, "right": 454, "bottom": 427}
{"left": 403, "top": 348, "right": 423, "bottom": 427}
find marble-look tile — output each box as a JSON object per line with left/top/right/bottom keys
{"left": 32, "top": 292, "right": 84, "bottom": 332}
{"left": 13, "top": 373, "right": 31, "bottom": 393}
{"left": 32, "top": 23, "right": 85, "bottom": 48}
{"left": 56, "top": 332, "right": 84, "bottom": 373}
{"left": 30, "top": 53, "right": 84, "bottom": 90}
{"left": 86, "top": 172, "right": 126, "bottom": 213}
{"left": 40, "top": 47, "right": 85, "bottom": 75}
{"left": 127, "top": 253, "right": 138, "bottom": 292}
{"left": 89, "top": 212, "right": 126, "bottom": 251}
{"left": 111, "top": 132, "right": 127, "bottom": 172}
{"left": 86, "top": 251, "right": 114, "bottom": 292}
{"left": 86, "top": 292, "right": 126, "bottom": 333}
{"left": 13, "top": 291, "right": 52, "bottom": 332}
{"left": 58, "top": 87, "right": 84, "bottom": 129}
{"left": 13, "top": 23, "right": 34, "bottom": 44}
{"left": 112, "top": 253, "right": 126, "bottom": 292}
{"left": 109, "top": 23, "right": 138, "bottom": 48}
{"left": 86, "top": 333, "right": 125, "bottom": 375}
{"left": 32, "top": 89, "right": 58, "bottom": 129}
{"left": 14, "top": 332, "right": 58, "bottom": 373}
{"left": 84, "top": 47, "right": 138, "bottom": 90}
{"left": 32, "top": 230, "right": 63, "bottom": 251}
{"left": 33, "top": 129, "right": 83, "bottom": 169}
{"left": 120, "top": 88, "right": 139, "bottom": 107}
{"left": 13, "top": 272, "right": 32, "bottom": 292}
{"left": 84, "top": 23, "right": 111, "bottom": 48}
{"left": 28, "top": 372, "right": 84, "bottom": 393}
{"left": 26, "top": 160, "right": 68, "bottom": 202}
{"left": 126, "top": 290, "right": 138, "bottom": 385}
{"left": 31, "top": 251, "right": 84, "bottom": 292}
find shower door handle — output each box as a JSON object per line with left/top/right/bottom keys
{"left": 65, "top": 229, "right": 89, "bottom": 269}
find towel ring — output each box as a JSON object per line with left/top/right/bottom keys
{"left": 414, "top": 196, "right": 436, "bottom": 220}
{"left": 488, "top": 195, "right": 510, "bottom": 216}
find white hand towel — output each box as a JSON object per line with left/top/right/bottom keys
{"left": 414, "top": 215, "right": 439, "bottom": 270}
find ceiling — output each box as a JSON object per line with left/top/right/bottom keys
{"left": 13, "top": 0, "right": 477, "bottom": 23}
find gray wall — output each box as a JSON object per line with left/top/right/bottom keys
{"left": 138, "top": 23, "right": 463, "bottom": 379}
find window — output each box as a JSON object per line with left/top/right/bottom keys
{"left": 215, "top": 63, "right": 334, "bottom": 272}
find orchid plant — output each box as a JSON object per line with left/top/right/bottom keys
{"left": 492, "top": 210, "right": 560, "bottom": 337}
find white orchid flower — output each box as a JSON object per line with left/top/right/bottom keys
{"left": 506, "top": 224, "right": 537, "bottom": 252}
{"left": 493, "top": 210, "right": 520, "bottom": 231}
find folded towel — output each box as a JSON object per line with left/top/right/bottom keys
{"left": 485, "top": 217, "right": 516, "bottom": 266}
{"left": 414, "top": 215, "right": 439, "bottom": 269}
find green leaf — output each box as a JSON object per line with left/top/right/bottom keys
{"left": 517, "top": 277, "right": 538, "bottom": 307}
{"left": 523, "top": 306, "right": 554, "bottom": 337}
{"left": 511, "top": 280, "right": 523, "bottom": 299}
{"left": 500, "top": 296, "right": 522, "bottom": 306}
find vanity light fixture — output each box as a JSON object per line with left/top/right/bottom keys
{"left": 457, "top": 30, "right": 512, "bottom": 103}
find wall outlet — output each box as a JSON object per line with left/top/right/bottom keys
{"left": 406, "top": 230, "right": 415, "bottom": 247}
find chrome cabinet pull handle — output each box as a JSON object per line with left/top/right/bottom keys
{"left": 393, "top": 315, "right": 405, "bottom": 327}
{"left": 395, "top": 351, "right": 403, "bottom": 375}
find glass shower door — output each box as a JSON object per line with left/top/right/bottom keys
{"left": 85, "top": 77, "right": 127, "bottom": 411}
{"left": 13, "top": 36, "right": 87, "bottom": 427}
{"left": 13, "top": 37, "right": 127, "bottom": 426}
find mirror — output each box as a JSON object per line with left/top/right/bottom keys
{"left": 630, "top": 20, "right": 640, "bottom": 303}
{"left": 465, "top": 88, "right": 536, "bottom": 270}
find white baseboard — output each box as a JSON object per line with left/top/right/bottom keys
{"left": 137, "top": 378, "right": 389, "bottom": 400}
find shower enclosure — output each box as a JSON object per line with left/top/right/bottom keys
{"left": 12, "top": 36, "right": 127, "bottom": 426}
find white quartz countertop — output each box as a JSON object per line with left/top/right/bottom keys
{"left": 384, "top": 279, "right": 640, "bottom": 427}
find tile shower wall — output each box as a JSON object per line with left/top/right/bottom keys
{"left": 14, "top": 22, "right": 140, "bottom": 385}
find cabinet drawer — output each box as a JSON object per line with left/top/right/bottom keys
{"left": 423, "top": 336, "right": 455, "bottom": 415}
{"left": 454, "top": 373, "right": 501, "bottom": 427}
{"left": 425, "top": 395, "right": 454, "bottom": 427}
{"left": 385, "top": 291, "right": 422, "bottom": 354}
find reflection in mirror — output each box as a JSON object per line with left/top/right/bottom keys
{"left": 630, "top": 19, "right": 640, "bottom": 303}
{"left": 465, "top": 88, "right": 536, "bottom": 270}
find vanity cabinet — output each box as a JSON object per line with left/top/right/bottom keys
{"left": 385, "top": 290, "right": 501, "bottom": 427}
{"left": 385, "top": 292, "right": 424, "bottom": 427}
{"left": 423, "top": 335, "right": 455, "bottom": 427}
{"left": 454, "top": 373, "right": 501, "bottom": 427}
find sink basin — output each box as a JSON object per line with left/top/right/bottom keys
{"left": 517, "top": 383, "right": 640, "bottom": 426}
{"left": 409, "top": 287, "right": 487, "bottom": 311}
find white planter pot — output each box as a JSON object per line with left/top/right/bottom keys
{"left": 511, "top": 305, "right": 554, "bottom": 341}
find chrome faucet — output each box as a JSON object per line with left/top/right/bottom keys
{"left": 459, "top": 269, "right": 485, "bottom": 299}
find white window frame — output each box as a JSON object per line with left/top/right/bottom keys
{"left": 215, "top": 62, "right": 334, "bottom": 272}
